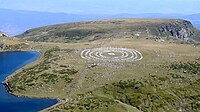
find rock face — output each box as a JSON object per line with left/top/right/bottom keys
{"left": 0, "top": 39, "right": 4, "bottom": 50}
{"left": 17, "top": 18, "right": 200, "bottom": 42}
{"left": 0, "top": 32, "right": 9, "bottom": 37}
{"left": 0, "top": 32, "right": 8, "bottom": 50}
{"left": 157, "top": 20, "right": 195, "bottom": 40}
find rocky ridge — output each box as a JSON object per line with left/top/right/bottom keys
{"left": 157, "top": 20, "right": 200, "bottom": 41}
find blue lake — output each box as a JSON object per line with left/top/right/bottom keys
{"left": 0, "top": 51, "right": 57, "bottom": 112}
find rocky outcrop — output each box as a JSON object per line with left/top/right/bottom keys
{"left": 157, "top": 20, "right": 196, "bottom": 40}
{"left": 0, "top": 32, "right": 8, "bottom": 50}
{"left": 0, "top": 40, "right": 4, "bottom": 50}
{"left": 0, "top": 32, "right": 9, "bottom": 37}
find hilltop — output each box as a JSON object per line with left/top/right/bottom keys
{"left": 17, "top": 18, "right": 200, "bottom": 43}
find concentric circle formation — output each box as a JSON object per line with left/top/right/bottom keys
{"left": 81, "top": 47, "right": 143, "bottom": 62}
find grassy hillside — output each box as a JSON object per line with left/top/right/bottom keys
{"left": 4, "top": 37, "right": 200, "bottom": 112}
{"left": 17, "top": 18, "right": 200, "bottom": 43}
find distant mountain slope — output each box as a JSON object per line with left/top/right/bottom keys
{"left": 17, "top": 18, "right": 200, "bottom": 43}
{"left": 0, "top": 8, "right": 199, "bottom": 36}
{"left": 0, "top": 8, "right": 106, "bottom": 36}
{"left": 184, "top": 13, "right": 200, "bottom": 20}
{"left": 183, "top": 13, "right": 200, "bottom": 30}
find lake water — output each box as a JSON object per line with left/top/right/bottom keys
{"left": 0, "top": 51, "right": 57, "bottom": 112}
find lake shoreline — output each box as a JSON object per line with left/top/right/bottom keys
{"left": 2, "top": 50, "right": 41, "bottom": 83}
{"left": 0, "top": 50, "right": 59, "bottom": 112}
{"left": 3, "top": 85, "right": 60, "bottom": 112}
